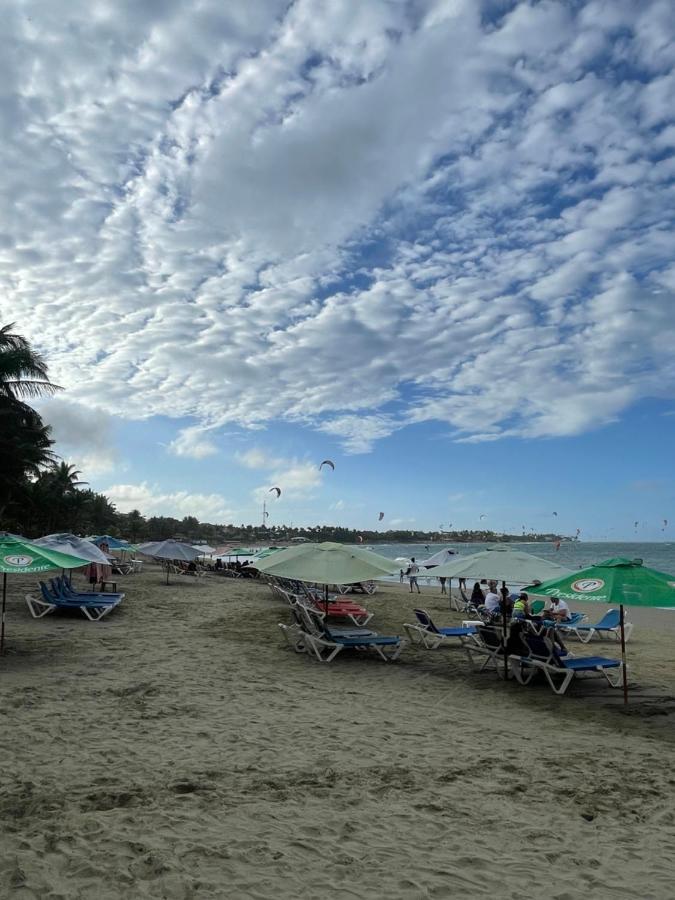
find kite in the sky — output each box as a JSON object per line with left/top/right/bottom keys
{"left": 319, "top": 459, "right": 335, "bottom": 471}
{"left": 378, "top": 512, "right": 384, "bottom": 521}
{"left": 268, "top": 486, "right": 281, "bottom": 498}
{"left": 552, "top": 511, "right": 558, "bottom": 516}
{"left": 357, "top": 535, "right": 364, "bottom": 543}
{"left": 634, "top": 521, "right": 639, "bottom": 530}
{"left": 663, "top": 519, "right": 669, "bottom": 531}
{"left": 479, "top": 514, "right": 487, "bottom": 520}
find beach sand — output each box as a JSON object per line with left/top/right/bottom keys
{"left": 1, "top": 570, "right": 675, "bottom": 899}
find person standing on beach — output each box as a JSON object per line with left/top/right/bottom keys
{"left": 407, "top": 558, "right": 421, "bottom": 594}
{"left": 439, "top": 576, "right": 447, "bottom": 595}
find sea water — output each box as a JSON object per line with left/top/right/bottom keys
{"left": 371, "top": 541, "right": 675, "bottom": 581}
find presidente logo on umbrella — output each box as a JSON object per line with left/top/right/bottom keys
{"left": 571, "top": 578, "right": 605, "bottom": 593}
{"left": 3, "top": 554, "right": 34, "bottom": 567}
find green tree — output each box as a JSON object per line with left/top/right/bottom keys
{"left": 0, "top": 323, "right": 61, "bottom": 526}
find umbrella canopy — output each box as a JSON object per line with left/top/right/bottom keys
{"left": 138, "top": 540, "right": 203, "bottom": 584}
{"left": 192, "top": 544, "right": 216, "bottom": 555}
{"left": 144, "top": 540, "right": 202, "bottom": 562}
{"left": 33, "top": 533, "right": 111, "bottom": 565}
{"left": 90, "top": 535, "right": 130, "bottom": 550}
{"left": 525, "top": 558, "right": 675, "bottom": 608}
{"left": 418, "top": 547, "right": 456, "bottom": 568}
{"left": 136, "top": 541, "right": 162, "bottom": 556}
{"left": 254, "top": 541, "right": 400, "bottom": 585}
{"left": 0, "top": 535, "right": 91, "bottom": 653}
{"left": 423, "top": 546, "right": 572, "bottom": 583}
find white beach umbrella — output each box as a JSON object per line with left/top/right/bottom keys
{"left": 418, "top": 547, "right": 456, "bottom": 568}
{"left": 141, "top": 540, "right": 203, "bottom": 584}
{"left": 254, "top": 541, "right": 400, "bottom": 613}
{"left": 426, "top": 546, "right": 572, "bottom": 583}
{"left": 33, "top": 533, "right": 111, "bottom": 565}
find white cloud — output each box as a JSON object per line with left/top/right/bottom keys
{"left": 36, "top": 397, "right": 120, "bottom": 476}
{"left": 104, "top": 482, "right": 234, "bottom": 522}
{"left": 3, "top": 0, "right": 675, "bottom": 453}
{"left": 168, "top": 425, "right": 218, "bottom": 459}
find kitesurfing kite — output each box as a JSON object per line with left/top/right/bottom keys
{"left": 378, "top": 512, "right": 384, "bottom": 521}
{"left": 268, "top": 486, "right": 281, "bottom": 498}
{"left": 479, "top": 514, "right": 487, "bottom": 520}
{"left": 319, "top": 459, "right": 335, "bottom": 471}
{"left": 552, "top": 511, "right": 558, "bottom": 516}
{"left": 663, "top": 519, "right": 669, "bottom": 531}
{"left": 357, "top": 535, "right": 364, "bottom": 543}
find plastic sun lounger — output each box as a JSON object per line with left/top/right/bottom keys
{"left": 46, "top": 579, "right": 124, "bottom": 602}
{"left": 462, "top": 625, "right": 508, "bottom": 673}
{"left": 294, "top": 605, "right": 404, "bottom": 663}
{"left": 280, "top": 606, "right": 380, "bottom": 656}
{"left": 510, "top": 630, "right": 623, "bottom": 695}
{"left": 28, "top": 585, "right": 122, "bottom": 621}
{"left": 50, "top": 578, "right": 125, "bottom": 602}
{"left": 558, "top": 608, "right": 633, "bottom": 644}
{"left": 403, "top": 608, "right": 478, "bottom": 649}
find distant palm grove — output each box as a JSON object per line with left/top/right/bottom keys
{"left": 1, "top": 323, "right": 564, "bottom": 545}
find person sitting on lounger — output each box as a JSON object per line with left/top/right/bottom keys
{"left": 470, "top": 581, "right": 485, "bottom": 605}
{"left": 549, "top": 596, "right": 571, "bottom": 622}
{"left": 512, "top": 592, "right": 530, "bottom": 619}
{"left": 484, "top": 581, "right": 501, "bottom": 614}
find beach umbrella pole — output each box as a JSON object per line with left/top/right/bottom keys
{"left": 325, "top": 583, "right": 329, "bottom": 618}
{"left": 1, "top": 573, "right": 6, "bottom": 654}
{"left": 620, "top": 603, "right": 628, "bottom": 706}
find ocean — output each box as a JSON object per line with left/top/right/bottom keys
{"left": 368, "top": 541, "right": 675, "bottom": 581}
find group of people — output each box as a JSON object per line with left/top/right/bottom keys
{"left": 470, "top": 579, "right": 571, "bottom": 622}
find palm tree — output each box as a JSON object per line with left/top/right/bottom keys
{"left": 0, "top": 323, "right": 61, "bottom": 528}
{"left": 0, "top": 323, "right": 61, "bottom": 401}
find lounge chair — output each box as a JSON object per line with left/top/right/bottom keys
{"left": 291, "top": 605, "right": 405, "bottom": 663}
{"left": 27, "top": 583, "right": 122, "bottom": 621}
{"left": 462, "top": 625, "right": 509, "bottom": 675}
{"left": 558, "top": 608, "right": 633, "bottom": 643}
{"left": 50, "top": 577, "right": 125, "bottom": 602}
{"left": 510, "top": 629, "right": 623, "bottom": 695}
{"left": 403, "top": 608, "right": 478, "bottom": 649}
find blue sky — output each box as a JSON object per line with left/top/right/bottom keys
{"left": 2, "top": 1, "right": 674, "bottom": 540}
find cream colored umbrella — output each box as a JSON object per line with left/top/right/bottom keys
{"left": 254, "top": 541, "right": 400, "bottom": 612}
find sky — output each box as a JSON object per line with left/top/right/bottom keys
{"left": 2, "top": 0, "right": 675, "bottom": 541}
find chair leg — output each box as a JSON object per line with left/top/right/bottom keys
{"left": 544, "top": 668, "right": 574, "bottom": 695}
{"left": 25, "top": 595, "right": 55, "bottom": 618}
{"left": 577, "top": 629, "right": 595, "bottom": 643}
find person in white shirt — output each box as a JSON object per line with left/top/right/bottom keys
{"left": 407, "top": 558, "right": 421, "bottom": 594}
{"left": 484, "top": 580, "right": 501, "bottom": 614}
{"left": 550, "top": 596, "right": 571, "bottom": 621}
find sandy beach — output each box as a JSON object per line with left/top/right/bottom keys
{"left": 1, "top": 569, "right": 675, "bottom": 899}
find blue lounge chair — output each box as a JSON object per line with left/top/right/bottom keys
{"left": 279, "top": 604, "right": 380, "bottom": 654}
{"left": 403, "top": 608, "right": 478, "bottom": 649}
{"left": 558, "top": 608, "right": 633, "bottom": 643}
{"left": 51, "top": 576, "right": 125, "bottom": 601}
{"left": 510, "top": 630, "right": 623, "bottom": 695}
{"left": 28, "top": 582, "right": 122, "bottom": 621}
{"left": 292, "top": 604, "right": 406, "bottom": 662}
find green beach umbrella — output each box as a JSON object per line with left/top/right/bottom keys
{"left": 527, "top": 558, "right": 675, "bottom": 703}
{"left": 254, "top": 541, "right": 400, "bottom": 613}
{"left": 0, "top": 535, "right": 91, "bottom": 653}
